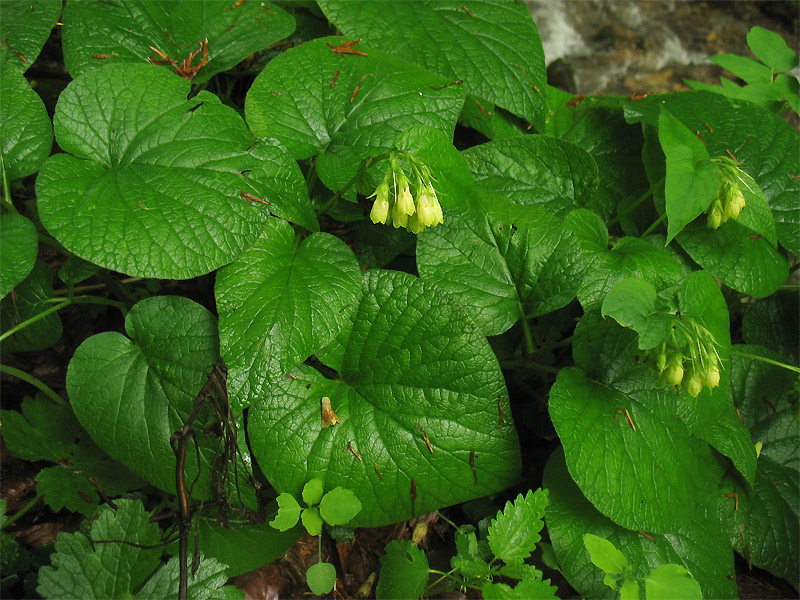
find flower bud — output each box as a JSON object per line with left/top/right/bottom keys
{"left": 707, "top": 206, "right": 723, "bottom": 229}
{"left": 724, "top": 187, "right": 746, "bottom": 220}
{"left": 662, "top": 356, "right": 684, "bottom": 386}
{"left": 655, "top": 351, "right": 667, "bottom": 372}
{"left": 703, "top": 363, "right": 720, "bottom": 389}
{"left": 684, "top": 371, "right": 703, "bottom": 397}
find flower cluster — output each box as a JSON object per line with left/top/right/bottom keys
{"left": 705, "top": 157, "right": 749, "bottom": 229}
{"left": 368, "top": 152, "right": 444, "bottom": 234}
{"left": 640, "top": 315, "right": 722, "bottom": 397}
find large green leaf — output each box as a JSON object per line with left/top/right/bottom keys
{"left": 657, "top": 108, "right": 718, "bottom": 243}
{"left": 544, "top": 448, "right": 737, "bottom": 600}
{"left": 675, "top": 221, "right": 787, "bottom": 298}
{"left": 318, "top": 0, "right": 546, "bottom": 131}
{"left": 61, "top": 0, "right": 294, "bottom": 84}
{"left": 742, "top": 294, "right": 799, "bottom": 363}
{"left": 624, "top": 91, "right": 800, "bottom": 252}
{"left": 549, "top": 367, "right": 724, "bottom": 533}
{"left": 245, "top": 36, "right": 465, "bottom": 190}
{"left": 215, "top": 218, "right": 361, "bottom": 411}
{"left": 0, "top": 260, "right": 62, "bottom": 353}
{"left": 0, "top": 67, "right": 53, "bottom": 181}
{"left": 37, "top": 63, "right": 314, "bottom": 279}
{"left": 247, "top": 270, "right": 521, "bottom": 527}
{"left": 417, "top": 201, "right": 582, "bottom": 336}
{"left": 463, "top": 136, "right": 599, "bottom": 219}
{"left": 66, "top": 296, "right": 220, "bottom": 494}
{"left": 565, "top": 209, "right": 682, "bottom": 310}
{"left": 733, "top": 414, "right": 799, "bottom": 582}
{"left": 0, "top": 214, "right": 37, "bottom": 299}
{"left": 0, "top": 0, "right": 61, "bottom": 72}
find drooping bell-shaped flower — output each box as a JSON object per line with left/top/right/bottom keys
{"left": 416, "top": 183, "right": 443, "bottom": 227}
{"left": 369, "top": 176, "right": 391, "bottom": 224}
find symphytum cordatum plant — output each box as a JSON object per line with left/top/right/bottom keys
{"left": 0, "top": 1, "right": 798, "bottom": 598}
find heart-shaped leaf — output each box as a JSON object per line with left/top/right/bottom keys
{"left": 66, "top": 296, "right": 220, "bottom": 494}
{"left": 318, "top": 0, "right": 546, "bottom": 130}
{"left": 1, "top": 67, "right": 53, "bottom": 181}
{"left": 37, "top": 63, "right": 314, "bottom": 279}
{"left": 245, "top": 36, "right": 465, "bottom": 192}
{"left": 544, "top": 448, "right": 737, "bottom": 600}
{"left": 0, "top": 0, "right": 61, "bottom": 72}
{"left": 0, "top": 214, "right": 38, "bottom": 299}
{"left": 247, "top": 270, "right": 521, "bottom": 527}
{"left": 549, "top": 367, "right": 724, "bottom": 533}
{"left": 417, "top": 202, "right": 581, "bottom": 336}
{"left": 215, "top": 218, "right": 361, "bottom": 411}
{"left": 61, "top": 0, "right": 294, "bottom": 84}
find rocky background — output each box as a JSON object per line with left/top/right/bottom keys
{"left": 527, "top": 0, "right": 799, "bottom": 97}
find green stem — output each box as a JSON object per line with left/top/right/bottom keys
{"left": 53, "top": 277, "right": 143, "bottom": 296}
{"left": 0, "top": 153, "right": 17, "bottom": 214}
{"left": 315, "top": 153, "right": 391, "bottom": 219}
{"left": 607, "top": 176, "right": 664, "bottom": 228}
{"left": 778, "top": 284, "right": 799, "bottom": 291}
{"left": 37, "top": 233, "right": 66, "bottom": 251}
{"left": 729, "top": 350, "right": 800, "bottom": 374}
{"left": 0, "top": 298, "right": 72, "bottom": 343}
{"left": 0, "top": 364, "right": 67, "bottom": 407}
{"left": 0, "top": 296, "right": 126, "bottom": 344}
{"left": 640, "top": 213, "right": 667, "bottom": 238}
{"left": 2, "top": 494, "right": 43, "bottom": 529}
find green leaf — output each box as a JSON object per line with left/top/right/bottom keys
{"left": 196, "top": 514, "right": 301, "bottom": 578}
{"left": 452, "top": 554, "right": 492, "bottom": 579}
{"left": 66, "top": 296, "right": 219, "bottom": 494}
{"left": 61, "top": 0, "right": 294, "bottom": 85}
{"left": 417, "top": 202, "right": 582, "bottom": 336}
{"left": 710, "top": 54, "right": 772, "bottom": 85}
{"left": 583, "top": 534, "right": 628, "bottom": 575}
{"left": 645, "top": 564, "right": 702, "bottom": 600}
{"left": 482, "top": 576, "right": 558, "bottom": 600}
{"left": 319, "top": 487, "right": 362, "bottom": 526}
{"left": 376, "top": 540, "right": 429, "bottom": 600}
{"left": 0, "top": 260, "right": 62, "bottom": 353}
{"left": 619, "top": 579, "right": 641, "bottom": 600}
{"left": 248, "top": 270, "right": 521, "bottom": 527}
{"left": 306, "top": 562, "right": 337, "bottom": 596}
{"left": 624, "top": 91, "right": 800, "bottom": 253}
{"left": 215, "top": 219, "right": 361, "bottom": 411}
{"left": 0, "top": 214, "right": 37, "bottom": 299}
{"left": 0, "top": 0, "right": 61, "bottom": 72}
{"left": 57, "top": 256, "right": 100, "bottom": 288}
{"left": 561, "top": 104, "right": 651, "bottom": 226}
{"left": 487, "top": 489, "right": 548, "bottom": 564}
{"left": 0, "top": 395, "right": 80, "bottom": 462}
{"left": 731, "top": 344, "right": 797, "bottom": 429}
{"left": 731, "top": 404, "right": 800, "bottom": 580}
{"left": 658, "top": 108, "right": 718, "bottom": 243}
{"left": 301, "top": 507, "right": 323, "bottom": 536}
{"left": 270, "top": 493, "right": 302, "bottom": 532}
{"left": 35, "top": 466, "right": 100, "bottom": 516}
{"left": 134, "top": 553, "right": 234, "bottom": 600}
{"left": 705, "top": 402, "right": 757, "bottom": 486}
{"left": 0, "top": 67, "right": 53, "bottom": 181}
{"left": 601, "top": 278, "right": 672, "bottom": 350}
{"left": 549, "top": 368, "right": 723, "bottom": 533}
{"left": 676, "top": 221, "right": 788, "bottom": 297}
{"left": 460, "top": 97, "right": 528, "bottom": 141}
{"left": 742, "top": 295, "right": 799, "bottom": 363}
{"left": 544, "top": 448, "right": 737, "bottom": 600}
{"left": 747, "top": 27, "right": 798, "bottom": 72}
{"left": 318, "top": 0, "right": 546, "bottom": 130}
{"left": 566, "top": 209, "right": 682, "bottom": 310}
{"left": 245, "top": 36, "right": 465, "bottom": 164}
{"left": 36, "top": 63, "right": 302, "bottom": 279}
{"left": 37, "top": 499, "right": 163, "bottom": 599}
{"left": 463, "top": 136, "right": 599, "bottom": 218}
{"left": 303, "top": 478, "right": 324, "bottom": 507}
